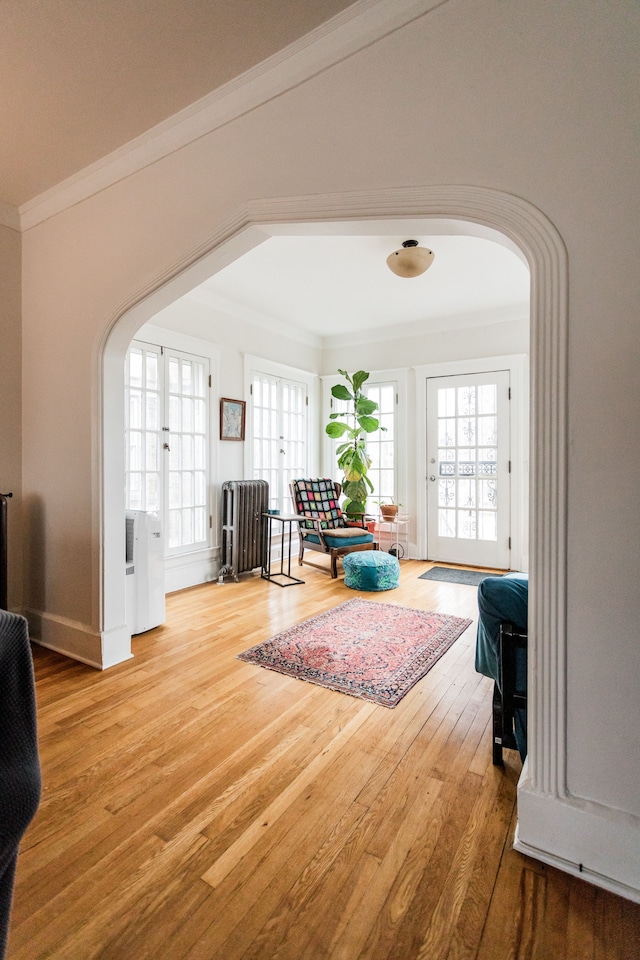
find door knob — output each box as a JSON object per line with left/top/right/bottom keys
{"left": 429, "top": 475, "right": 436, "bottom": 481}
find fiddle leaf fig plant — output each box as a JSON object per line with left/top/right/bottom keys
{"left": 325, "top": 369, "right": 385, "bottom": 520}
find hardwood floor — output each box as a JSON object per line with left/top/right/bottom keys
{"left": 10, "top": 560, "right": 640, "bottom": 959}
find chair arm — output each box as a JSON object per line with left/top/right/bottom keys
{"left": 297, "top": 514, "right": 329, "bottom": 547}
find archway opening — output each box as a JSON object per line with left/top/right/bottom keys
{"left": 101, "top": 185, "right": 567, "bottom": 809}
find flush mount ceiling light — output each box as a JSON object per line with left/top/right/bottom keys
{"left": 386, "top": 239, "right": 435, "bottom": 278}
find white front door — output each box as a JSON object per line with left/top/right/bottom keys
{"left": 427, "top": 371, "right": 511, "bottom": 568}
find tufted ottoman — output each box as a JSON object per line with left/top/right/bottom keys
{"left": 343, "top": 550, "right": 400, "bottom": 591}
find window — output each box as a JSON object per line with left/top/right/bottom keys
{"left": 125, "top": 344, "right": 161, "bottom": 514}
{"left": 125, "top": 341, "right": 210, "bottom": 556}
{"left": 328, "top": 378, "right": 397, "bottom": 504}
{"left": 363, "top": 382, "right": 396, "bottom": 502}
{"left": 251, "top": 372, "right": 308, "bottom": 512}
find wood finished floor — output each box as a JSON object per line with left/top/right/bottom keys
{"left": 10, "top": 560, "right": 640, "bottom": 959}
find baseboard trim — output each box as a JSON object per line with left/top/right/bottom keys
{"left": 516, "top": 777, "right": 640, "bottom": 903}
{"left": 164, "top": 548, "right": 218, "bottom": 594}
{"left": 27, "top": 609, "right": 133, "bottom": 670}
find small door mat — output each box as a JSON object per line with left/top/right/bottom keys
{"left": 419, "top": 566, "right": 503, "bottom": 586}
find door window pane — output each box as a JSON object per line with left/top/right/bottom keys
{"left": 435, "top": 382, "right": 500, "bottom": 543}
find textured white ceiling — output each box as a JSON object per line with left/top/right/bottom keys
{"left": 190, "top": 230, "right": 530, "bottom": 338}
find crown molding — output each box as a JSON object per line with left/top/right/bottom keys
{"left": 18, "top": 0, "right": 445, "bottom": 232}
{"left": 184, "top": 285, "right": 323, "bottom": 349}
{"left": 0, "top": 201, "right": 21, "bottom": 232}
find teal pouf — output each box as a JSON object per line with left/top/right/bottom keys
{"left": 343, "top": 550, "right": 400, "bottom": 591}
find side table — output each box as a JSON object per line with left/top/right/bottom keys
{"left": 376, "top": 514, "right": 410, "bottom": 559}
{"left": 261, "top": 513, "right": 305, "bottom": 586}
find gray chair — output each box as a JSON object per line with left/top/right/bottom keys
{"left": 0, "top": 611, "right": 41, "bottom": 960}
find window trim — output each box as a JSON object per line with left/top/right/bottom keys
{"left": 244, "top": 355, "right": 319, "bottom": 499}
{"left": 321, "top": 368, "right": 408, "bottom": 513}
{"left": 126, "top": 336, "right": 213, "bottom": 559}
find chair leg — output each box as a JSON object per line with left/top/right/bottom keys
{"left": 492, "top": 682, "right": 504, "bottom": 766}
{"left": 331, "top": 551, "right": 338, "bottom": 578}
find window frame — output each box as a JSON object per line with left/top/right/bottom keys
{"left": 245, "top": 356, "right": 318, "bottom": 514}
{"left": 125, "top": 338, "right": 212, "bottom": 559}
{"left": 322, "top": 371, "right": 404, "bottom": 516}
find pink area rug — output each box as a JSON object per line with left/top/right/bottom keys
{"left": 237, "top": 598, "right": 472, "bottom": 708}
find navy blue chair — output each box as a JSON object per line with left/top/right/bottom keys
{"left": 475, "top": 573, "right": 528, "bottom": 764}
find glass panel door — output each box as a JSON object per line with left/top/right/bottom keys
{"left": 427, "top": 371, "right": 510, "bottom": 568}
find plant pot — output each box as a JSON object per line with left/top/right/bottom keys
{"left": 380, "top": 504, "right": 399, "bottom": 521}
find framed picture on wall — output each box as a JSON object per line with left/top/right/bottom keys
{"left": 220, "top": 398, "right": 246, "bottom": 441}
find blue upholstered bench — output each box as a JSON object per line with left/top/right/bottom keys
{"left": 343, "top": 550, "right": 400, "bottom": 591}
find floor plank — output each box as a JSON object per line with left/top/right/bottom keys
{"left": 8, "top": 560, "right": 640, "bottom": 960}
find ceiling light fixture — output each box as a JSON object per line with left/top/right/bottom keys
{"left": 386, "top": 239, "right": 434, "bottom": 278}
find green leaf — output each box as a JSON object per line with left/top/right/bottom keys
{"left": 357, "top": 415, "right": 380, "bottom": 433}
{"left": 345, "top": 500, "right": 366, "bottom": 518}
{"left": 351, "top": 370, "right": 370, "bottom": 393}
{"left": 344, "top": 463, "right": 364, "bottom": 482}
{"left": 356, "top": 397, "right": 378, "bottom": 416}
{"left": 343, "top": 478, "right": 368, "bottom": 501}
{"left": 331, "top": 384, "right": 352, "bottom": 401}
{"left": 326, "top": 422, "right": 349, "bottom": 438}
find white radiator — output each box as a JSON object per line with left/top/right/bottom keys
{"left": 125, "top": 510, "right": 165, "bottom": 634}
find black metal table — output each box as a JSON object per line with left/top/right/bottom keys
{"left": 261, "top": 513, "right": 305, "bottom": 586}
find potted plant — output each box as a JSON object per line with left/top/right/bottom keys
{"left": 375, "top": 498, "right": 402, "bottom": 521}
{"left": 325, "top": 369, "right": 384, "bottom": 521}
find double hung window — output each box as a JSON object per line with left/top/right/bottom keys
{"left": 125, "top": 341, "right": 210, "bottom": 556}
{"left": 328, "top": 379, "right": 397, "bottom": 505}
{"left": 251, "top": 372, "right": 308, "bottom": 512}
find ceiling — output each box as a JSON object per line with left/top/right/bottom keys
{"left": 0, "top": 0, "right": 356, "bottom": 207}
{"left": 187, "top": 226, "right": 530, "bottom": 340}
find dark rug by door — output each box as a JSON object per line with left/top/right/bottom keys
{"left": 237, "top": 598, "right": 472, "bottom": 708}
{"left": 419, "top": 566, "right": 503, "bottom": 586}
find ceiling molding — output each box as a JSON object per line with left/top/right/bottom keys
{"left": 0, "top": 200, "right": 21, "bottom": 232}
{"left": 321, "top": 303, "right": 530, "bottom": 348}
{"left": 18, "top": 0, "right": 445, "bottom": 232}
{"left": 184, "top": 285, "right": 323, "bottom": 349}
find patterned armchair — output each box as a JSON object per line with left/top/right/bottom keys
{"left": 290, "top": 478, "right": 376, "bottom": 578}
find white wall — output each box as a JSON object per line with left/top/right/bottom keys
{"left": 18, "top": 0, "right": 640, "bottom": 897}
{"left": 0, "top": 223, "right": 22, "bottom": 610}
{"left": 321, "top": 317, "right": 529, "bottom": 376}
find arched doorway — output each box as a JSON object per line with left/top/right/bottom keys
{"left": 101, "top": 184, "right": 567, "bottom": 807}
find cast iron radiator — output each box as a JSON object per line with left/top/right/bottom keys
{"left": 221, "top": 480, "right": 269, "bottom": 581}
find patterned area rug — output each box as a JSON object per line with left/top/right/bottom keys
{"left": 419, "top": 566, "right": 503, "bottom": 586}
{"left": 237, "top": 598, "right": 472, "bottom": 708}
